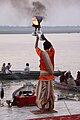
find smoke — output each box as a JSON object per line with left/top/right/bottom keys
{"left": 32, "top": 1, "right": 46, "bottom": 16}
{"left": 11, "top": 0, "right": 46, "bottom": 16}
{"left": 10, "top": 0, "right": 46, "bottom": 25}
{"left": 0, "top": 0, "right": 80, "bottom": 26}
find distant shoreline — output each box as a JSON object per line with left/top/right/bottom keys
{"left": 0, "top": 26, "right": 80, "bottom": 34}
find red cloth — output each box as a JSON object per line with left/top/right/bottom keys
{"left": 15, "top": 95, "right": 36, "bottom": 107}
{"left": 28, "top": 114, "right": 80, "bottom": 120}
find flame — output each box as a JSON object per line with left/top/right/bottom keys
{"left": 32, "top": 17, "right": 39, "bottom": 25}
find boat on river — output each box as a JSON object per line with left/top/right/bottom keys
{"left": 6, "top": 82, "right": 36, "bottom": 107}
{"left": 0, "top": 70, "right": 66, "bottom": 80}
{"left": 54, "top": 80, "right": 80, "bottom": 92}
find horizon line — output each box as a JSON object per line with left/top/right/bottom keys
{"left": 0, "top": 26, "right": 80, "bottom": 34}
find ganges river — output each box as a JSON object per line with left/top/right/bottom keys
{"left": 0, "top": 33, "right": 80, "bottom": 120}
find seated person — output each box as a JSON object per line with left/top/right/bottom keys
{"left": 64, "top": 71, "right": 71, "bottom": 84}
{"left": 18, "top": 91, "right": 25, "bottom": 97}
{"left": 19, "top": 91, "right": 32, "bottom": 96}
{"left": 60, "top": 72, "right": 66, "bottom": 84}
{"left": 1, "top": 63, "right": 6, "bottom": 73}
{"left": 24, "top": 63, "right": 30, "bottom": 73}
{"left": 67, "top": 74, "right": 76, "bottom": 86}
{"left": 5, "top": 63, "right": 12, "bottom": 74}
{"left": 75, "top": 71, "right": 80, "bottom": 86}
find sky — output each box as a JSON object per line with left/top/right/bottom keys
{"left": 0, "top": 0, "right": 80, "bottom": 26}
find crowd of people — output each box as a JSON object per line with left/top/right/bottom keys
{"left": 1, "top": 62, "right": 30, "bottom": 74}
{"left": 60, "top": 71, "right": 80, "bottom": 86}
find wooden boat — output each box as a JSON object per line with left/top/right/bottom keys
{"left": 54, "top": 80, "right": 80, "bottom": 92}
{"left": 0, "top": 70, "right": 66, "bottom": 80}
{"left": 6, "top": 82, "right": 36, "bottom": 107}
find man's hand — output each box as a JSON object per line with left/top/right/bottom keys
{"left": 35, "top": 35, "right": 39, "bottom": 48}
{"left": 41, "top": 34, "right": 47, "bottom": 41}
{"left": 36, "top": 34, "right": 39, "bottom": 40}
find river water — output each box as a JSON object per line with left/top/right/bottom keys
{"left": 0, "top": 33, "right": 80, "bottom": 120}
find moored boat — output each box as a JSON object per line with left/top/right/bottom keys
{"left": 54, "top": 79, "right": 80, "bottom": 92}
{"left": 0, "top": 70, "right": 66, "bottom": 80}
{"left": 6, "top": 82, "right": 36, "bottom": 107}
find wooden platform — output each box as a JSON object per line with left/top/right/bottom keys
{"left": 31, "top": 109, "right": 58, "bottom": 114}
{"left": 26, "top": 100, "right": 80, "bottom": 120}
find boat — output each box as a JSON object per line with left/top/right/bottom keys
{"left": 54, "top": 79, "right": 80, "bottom": 92}
{"left": 6, "top": 82, "right": 36, "bottom": 107}
{"left": 0, "top": 70, "right": 66, "bottom": 80}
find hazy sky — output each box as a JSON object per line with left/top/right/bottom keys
{"left": 0, "top": 0, "right": 80, "bottom": 26}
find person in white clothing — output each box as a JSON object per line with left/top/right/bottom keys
{"left": 24, "top": 63, "right": 30, "bottom": 73}
{"left": 5, "top": 63, "right": 12, "bottom": 74}
{"left": 1, "top": 63, "right": 6, "bottom": 73}
{"left": 67, "top": 74, "right": 76, "bottom": 86}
